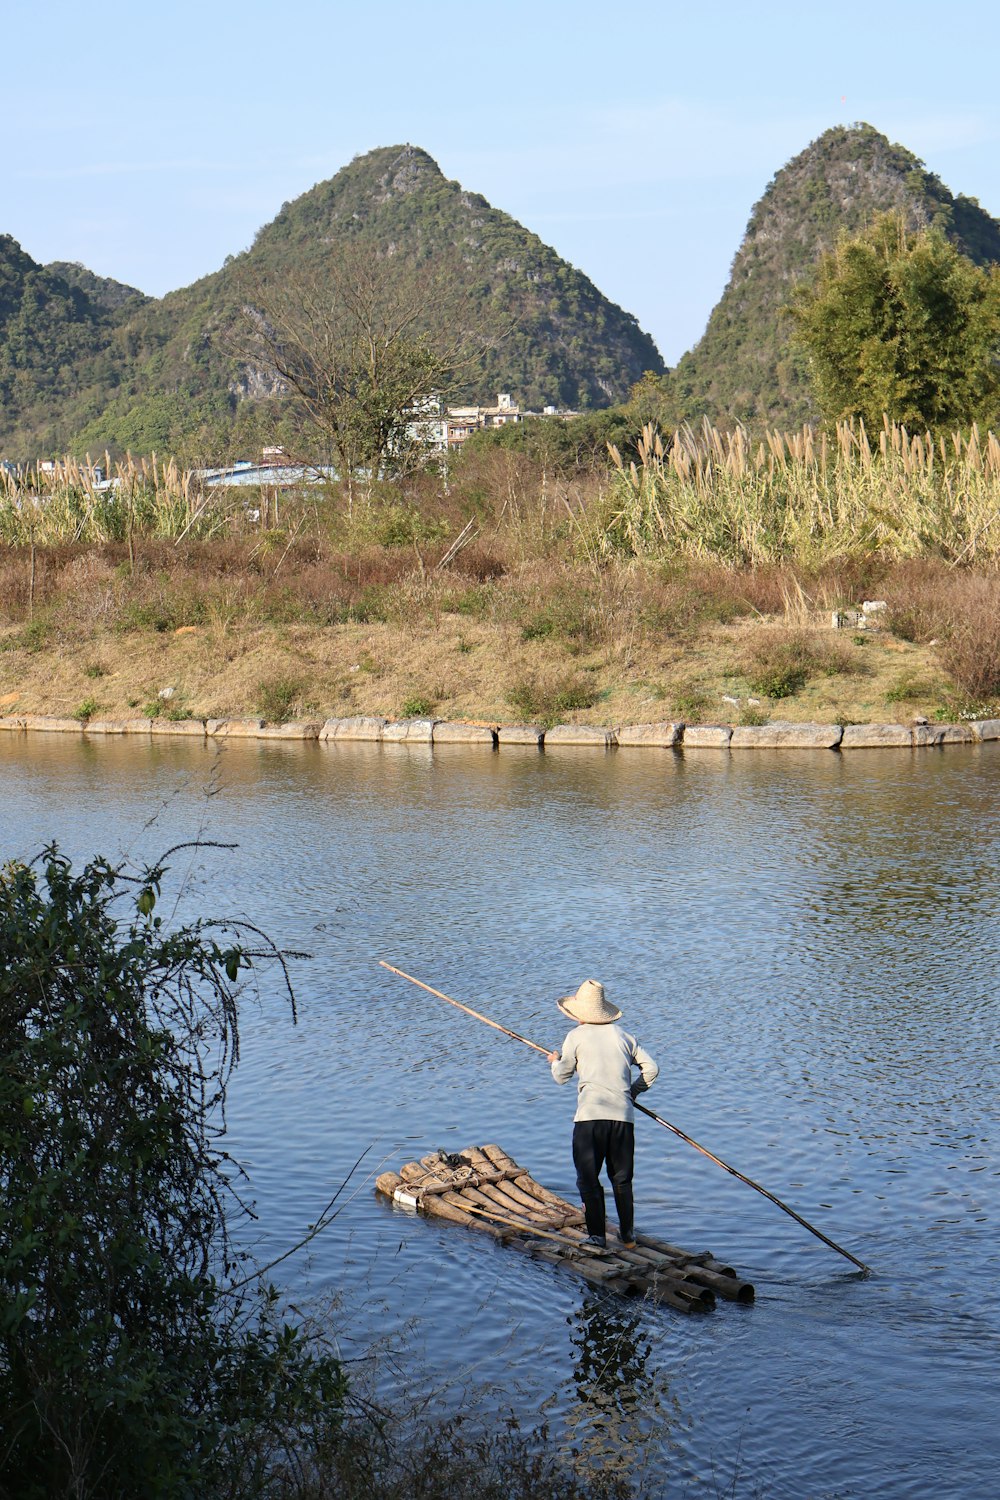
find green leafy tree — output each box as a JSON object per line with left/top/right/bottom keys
{"left": 0, "top": 845, "right": 346, "bottom": 1499}
{"left": 790, "top": 211, "right": 1000, "bottom": 430}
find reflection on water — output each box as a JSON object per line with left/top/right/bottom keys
{"left": 2, "top": 734, "right": 999, "bottom": 1499}
{"left": 562, "top": 1293, "right": 679, "bottom": 1488}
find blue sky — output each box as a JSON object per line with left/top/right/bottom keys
{"left": 6, "top": 0, "right": 1000, "bottom": 364}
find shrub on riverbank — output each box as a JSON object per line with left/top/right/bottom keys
{"left": 879, "top": 567, "right": 1000, "bottom": 701}
{"left": 738, "top": 631, "right": 867, "bottom": 700}
{"left": 308, "top": 1413, "right": 630, "bottom": 1500}
{"left": 507, "top": 670, "right": 599, "bottom": 726}
{"left": 0, "top": 847, "right": 346, "bottom": 1497}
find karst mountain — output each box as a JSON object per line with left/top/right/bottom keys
{"left": 672, "top": 122, "right": 1000, "bottom": 427}
{"left": 0, "top": 145, "right": 664, "bottom": 456}
{"left": 2, "top": 126, "right": 1000, "bottom": 456}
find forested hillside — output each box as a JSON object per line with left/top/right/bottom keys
{"left": 0, "top": 237, "right": 140, "bottom": 452}
{"left": 0, "top": 146, "right": 665, "bottom": 458}
{"left": 672, "top": 123, "right": 1000, "bottom": 426}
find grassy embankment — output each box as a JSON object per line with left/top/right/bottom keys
{"left": 1, "top": 421, "right": 999, "bottom": 729}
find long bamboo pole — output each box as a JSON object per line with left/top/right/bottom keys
{"left": 379, "top": 960, "right": 872, "bottom": 1275}
{"left": 631, "top": 1100, "right": 870, "bottom": 1272}
{"left": 378, "top": 961, "right": 550, "bottom": 1055}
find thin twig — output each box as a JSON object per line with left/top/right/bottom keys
{"left": 223, "top": 1146, "right": 373, "bottom": 1291}
{"left": 436, "top": 518, "right": 478, "bottom": 570}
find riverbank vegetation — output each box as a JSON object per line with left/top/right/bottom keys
{"left": 1, "top": 416, "right": 998, "bottom": 728}
{"left": 0, "top": 846, "right": 346, "bottom": 1496}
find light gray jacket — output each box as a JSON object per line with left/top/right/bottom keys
{"left": 551, "top": 1023, "right": 659, "bottom": 1122}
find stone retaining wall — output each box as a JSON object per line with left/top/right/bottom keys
{"left": 2, "top": 713, "right": 998, "bottom": 751}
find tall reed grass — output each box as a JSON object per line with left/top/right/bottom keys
{"left": 0, "top": 455, "right": 231, "bottom": 545}
{"left": 605, "top": 417, "right": 1000, "bottom": 566}
{"left": 9, "top": 415, "right": 1000, "bottom": 570}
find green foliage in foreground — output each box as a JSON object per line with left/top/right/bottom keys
{"left": 0, "top": 847, "right": 346, "bottom": 1499}
{"left": 791, "top": 212, "right": 1000, "bottom": 430}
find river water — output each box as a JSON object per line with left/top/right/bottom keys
{"left": 3, "top": 733, "right": 998, "bottom": 1499}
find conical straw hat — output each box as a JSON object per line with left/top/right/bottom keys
{"left": 557, "top": 979, "right": 621, "bottom": 1024}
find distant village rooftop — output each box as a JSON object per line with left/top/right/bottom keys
{"left": 409, "top": 391, "right": 577, "bottom": 453}
{"left": 3, "top": 394, "right": 579, "bottom": 484}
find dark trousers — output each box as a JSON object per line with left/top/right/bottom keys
{"left": 572, "top": 1119, "right": 634, "bottom": 1240}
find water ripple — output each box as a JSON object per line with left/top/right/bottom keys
{"left": 3, "top": 735, "right": 999, "bottom": 1499}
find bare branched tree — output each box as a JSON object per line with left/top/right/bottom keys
{"left": 232, "top": 240, "right": 507, "bottom": 504}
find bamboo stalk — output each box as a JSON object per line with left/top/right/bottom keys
{"left": 378, "top": 961, "right": 550, "bottom": 1055}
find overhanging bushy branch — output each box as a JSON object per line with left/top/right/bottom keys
{"left": 0, "top": 844, "right": 344, "bottom": 1499}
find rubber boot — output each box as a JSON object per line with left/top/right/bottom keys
{"left": 611, "top": 1180, "right": 634, "bottom": 1245}
{"left": 581, "top": 1185, "right": 606, "bottom": 1244}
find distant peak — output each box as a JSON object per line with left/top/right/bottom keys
{"left": 674, "top": 119, "right": 1000, "bottom": 426}
{"left": 348, "top": 143, "right": 444, "bottom": 192}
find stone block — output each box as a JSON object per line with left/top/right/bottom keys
{"left": 616, "top": 722, "right": 683, "bottom": 748}
{"left": 0, "top": 716, "right": 26, "bottom": 731}
{"left": 730, "top": 722, "right": 843, "bottom": 749}
{"left": 381, "top": 718, "right": 436, "bottom": 744}
{"left": 497, "top": 724, "right": 544, "bottom": 746}
{"left": 971, "top": 719, "right": 1000, "bottom": 741}
{"left": 319, "top": 716, "right": 386, "bottom": 742}
{"left": 256, "top": 720, "right": 322, "bottom": 740}
{"left": 543, "top": 724, "right": 616, "bottom": 748}
{"left": 924, "top": 723, "right": 973, "bottom": 746}
{"left": 147, "top": 719, "right": 207, "bottom": 737}
{"left": 207, "top": 719, "right": 266, "bottom": 737}
{"left": 432, "top": 721, "right": 496, "bottom": 745}
{"left": 22, "top": 715, "right": 84, "bottom": 733}
{"left": 83, "top": 719, "right": 153, "bottom": 735}
{"left": 908, "top": 722, "right": 974, "bottom": 747}
{"left": 840, "top": 724, "right": 912, "bottom": 749}
{"left": 681, "top": 725, "right": 732, "bottom": 749}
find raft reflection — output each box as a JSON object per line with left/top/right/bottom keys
{"left": 563, "top": 1291, "right": 678, "bottom": 1488}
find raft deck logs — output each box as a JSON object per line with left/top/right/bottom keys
{"left": 375, "top": 1143, "right": 754, "bottom": 1314}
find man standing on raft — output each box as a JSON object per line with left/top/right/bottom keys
{"left": 547, "top": 979, "right": 659, "bottom": 1250}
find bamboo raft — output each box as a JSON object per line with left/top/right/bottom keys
{"left": 375, "top": 1143, "right": 754, "bottom": 1313}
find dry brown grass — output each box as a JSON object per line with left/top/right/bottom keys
{"left": 5, "top": 420, "right": 999, "bottom": 726}
{"left": 0, "top": 540, "right": 995, "bottom": 726}
{"left": 878, "top": 564, "right": 1000, "bottom": 701}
